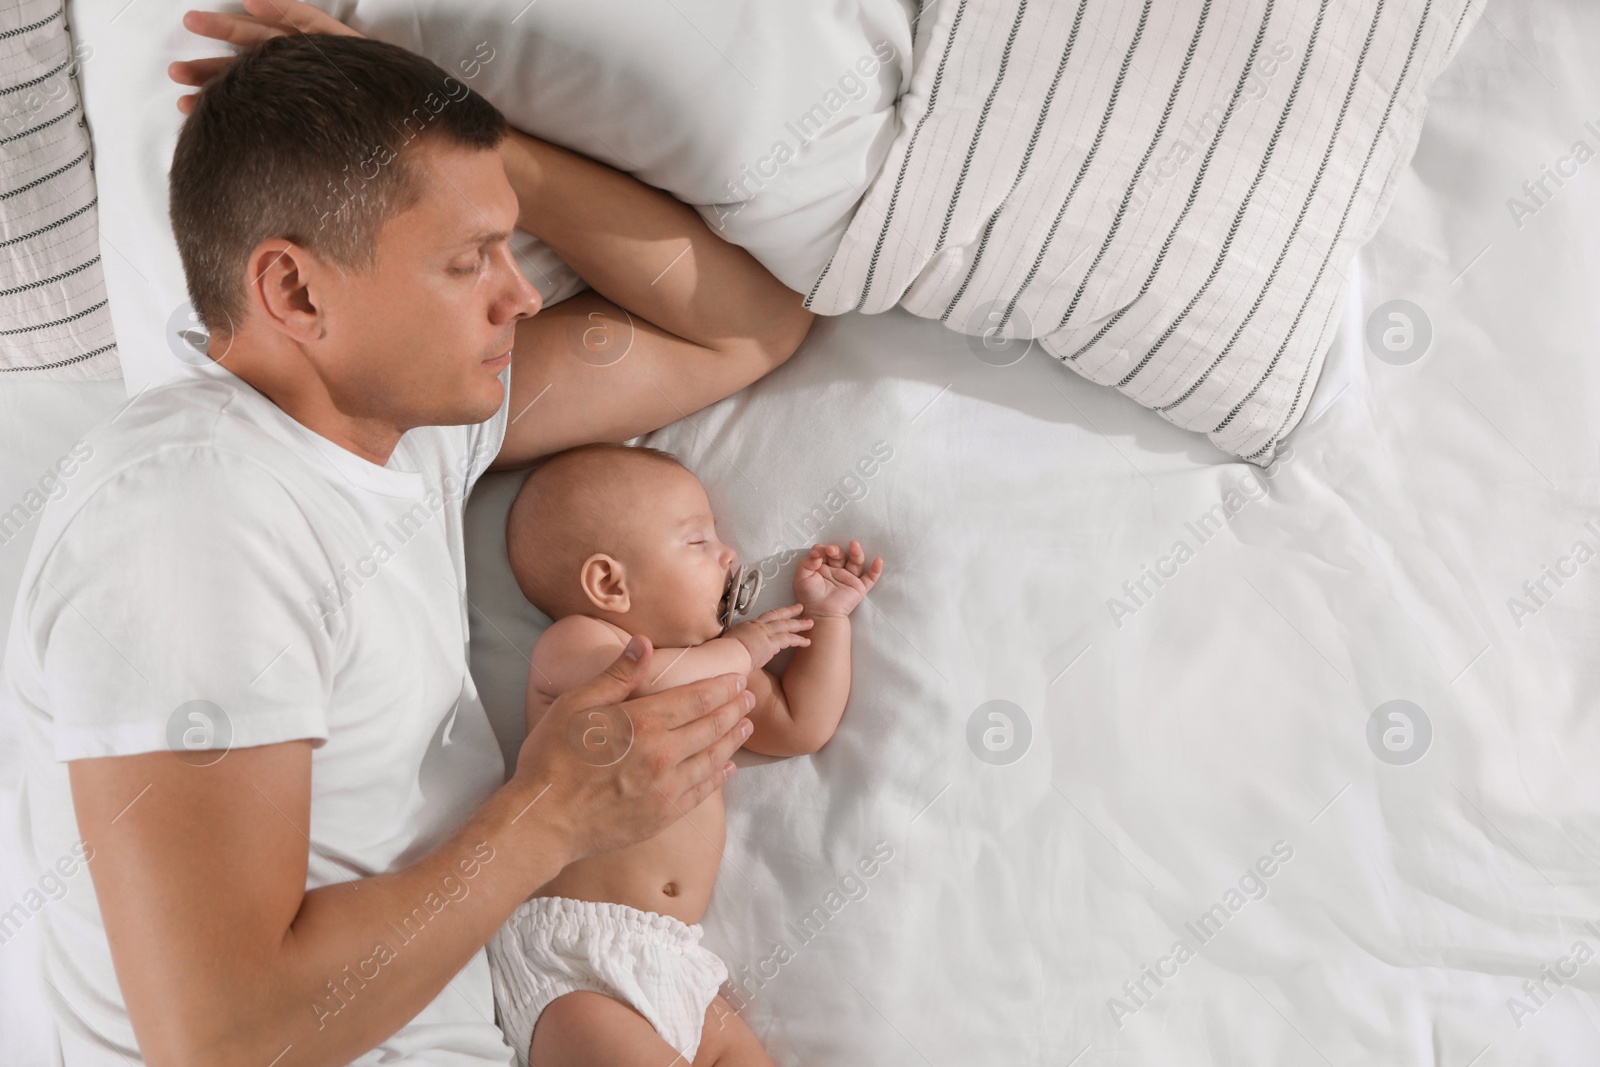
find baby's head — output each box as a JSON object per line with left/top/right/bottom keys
{"left": 507, "top": 443, "right": 737, "bottom": 647}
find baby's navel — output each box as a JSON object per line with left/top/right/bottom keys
{"left": 662, "top": 882, "right": 679, "bottom": 897}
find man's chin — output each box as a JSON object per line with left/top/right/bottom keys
{"left": 425, "top": 379, "right": 506, "bottom": 428}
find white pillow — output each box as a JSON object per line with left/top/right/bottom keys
{"left": 350, "top": 0, "right": 911, "bottom": 294}
{"left": 69, "top": 0, "right": 910, "bottom": 393}
{"left": 806, "top": 0, "right": 1481, "bottom": 461}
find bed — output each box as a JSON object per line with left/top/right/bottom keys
{"left": 4, "top": 0, "right": 1599, "bottom": 1063}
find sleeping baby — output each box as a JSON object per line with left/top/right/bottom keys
{"left": 487, "top": 442, "right": 883, "bottom": 1065}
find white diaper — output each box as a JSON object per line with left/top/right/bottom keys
{"left": 487, "top": 896, "right": 730, "bottom": 1065}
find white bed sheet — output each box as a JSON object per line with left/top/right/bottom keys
{"left": 0, "top": 380, "right": 127, "bottom": 1065}
{"left": 463, "top": 2, "right": 1600, "bottom": 1063}
{"left": 3, "top": 0, "right": 1596, "bottom": 1064}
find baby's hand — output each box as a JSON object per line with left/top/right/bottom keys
{"left": 794, "top": 540, "right": 884, "bottom": 618}
{"left": 728, "top": 604, "right": 814, "bottom": 670}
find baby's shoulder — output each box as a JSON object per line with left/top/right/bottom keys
{"left": 537, "top": 613, "right": 628, "bottom": 647}
{"left": 529, "top": 615, "right": 632, "bottom": 698}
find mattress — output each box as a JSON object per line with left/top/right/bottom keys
{"left": 462, "top": 3, "right": 1596, "bottom": 1061}
{"left": 3, "top": 0, "right": 1596, "bottom": 1064}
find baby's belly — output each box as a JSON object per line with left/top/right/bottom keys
{"left": 532, "top": 792, "right": 726, "bottom": 925}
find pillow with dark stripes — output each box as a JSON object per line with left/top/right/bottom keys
{"left": 0, "top": 0, "right": 118, "bottom": 380}
{"left": 806, "top": 0, "right": 1481, "bottom": 463}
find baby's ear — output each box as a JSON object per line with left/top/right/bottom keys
{"left": 579, "top": 553, "right": 630, "bottom": 614}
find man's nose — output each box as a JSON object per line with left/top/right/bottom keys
{"left": 492, "top": 245, "right": 542, "bottom": 324}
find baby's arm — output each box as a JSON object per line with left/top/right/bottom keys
{"left": 527, "top": 613, "right": 808, "bottom": 712}
{"left": 743, "top": 541, "right": 883, "bottom": 758}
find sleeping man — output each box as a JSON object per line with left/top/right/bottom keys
{"left": 2, "top": 2, "right": 812, "bottom": 1065}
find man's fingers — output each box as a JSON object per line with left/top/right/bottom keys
{"left": 632, "top": 672, "right": 747, "bottom": 731}
{"left": 586, "top": 635, "right": 652, "bottom": 696}
{"left": 671, "top": 716, "right": 751, "bottom": 808}
{"left": 169, "top": 56, "right": 232, "bottom": 87}
{"left": 179, "top": 1, "right": 361, "bottom": 48}
{"left": 242, "top": 0, "right": 362, "bottom": 35}
{"left": 673, "top": 758, "right": 736, "bottom": 813}
{"left": 662, "top": 684, "right": 751, "bottom": 760}
{"left": 181, "top": 9, "right": 287, "bottom": 46}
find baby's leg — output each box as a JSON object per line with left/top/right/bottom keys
{"left": 695, "top": 996, "right": 777, "bottom": 1066}
{"left": 532, "top": 992, "right": 775, "bottom": 1067}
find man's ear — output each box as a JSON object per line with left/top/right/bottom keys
{"left": 579, "top": 554, "right": 630, "bottom": 614}
{"left": 246, "top": 239, "right": 327, "bottom": 344}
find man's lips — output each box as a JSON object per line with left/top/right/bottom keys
{"left": 482, "top": 349, "right": 512, "bottom": 367}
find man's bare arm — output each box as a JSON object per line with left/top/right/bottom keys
{"left": 70, "top": 642, "right": 754, "bottom": 1067}
{"left": 71, "top": 741, "right": 552, "bottom": 1067}
{"left": 169, "top": 0, "right": 811, "bottom": 470}
{"left": 489, "top": 132, "right": 815, "bottom": 468}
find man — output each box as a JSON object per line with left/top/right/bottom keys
{"left": 4, "top": 3, "right": 813, "bottom": 1064}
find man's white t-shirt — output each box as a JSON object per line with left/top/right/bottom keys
{"left": 3, "top": 354, "right": 519, "bottom": 1065}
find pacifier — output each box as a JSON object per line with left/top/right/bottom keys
{"left": 718, "top": 563, "right": 763, "bottom": 633}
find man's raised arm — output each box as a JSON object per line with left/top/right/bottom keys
{"left": 70, "top": 642, "right": 753, "bottom": 1067}
{"left": 488, "top": 130, "right": 815, "bottom": 467}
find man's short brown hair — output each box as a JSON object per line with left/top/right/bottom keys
{"left": 169, "top": 34, "right": 508, "bottom": 330}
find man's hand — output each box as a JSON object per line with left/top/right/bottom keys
{"left": 727, "top": 604, "right": 813, "bottom": 670}
{"left": 794, "top": 540, "right": 884, "bottom": 618}
{"left": 65, "top": 635, "right": 751, "bottom": 1067}
{"left": 169, "top": 0, "right": 362, "bottom": 114}
{"left": 513, "top": 635, "right": 754, "bottom": 862}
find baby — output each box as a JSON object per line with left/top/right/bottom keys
{"left": 487, "top": 442, "right": 883, "bottom": 1066}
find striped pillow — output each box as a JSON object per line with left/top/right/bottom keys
{"left": 807, "top": 0, "right": 1481, "bottom": 461}
{"left": 0, "top": 0, "right": 117, "bottom": 379}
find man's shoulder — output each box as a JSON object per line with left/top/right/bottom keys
{"left": 32, "top": 377, "right": 322, "bottom": 560}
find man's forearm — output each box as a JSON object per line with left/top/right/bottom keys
{"left": 73, "top": 743, "right": 573, "bottom": 1067}
{"left": 497, "top": 130, "right": 810, "bottom": 356}
{"left": 242, "top": 786, "right": 569, "bottom": 1067}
